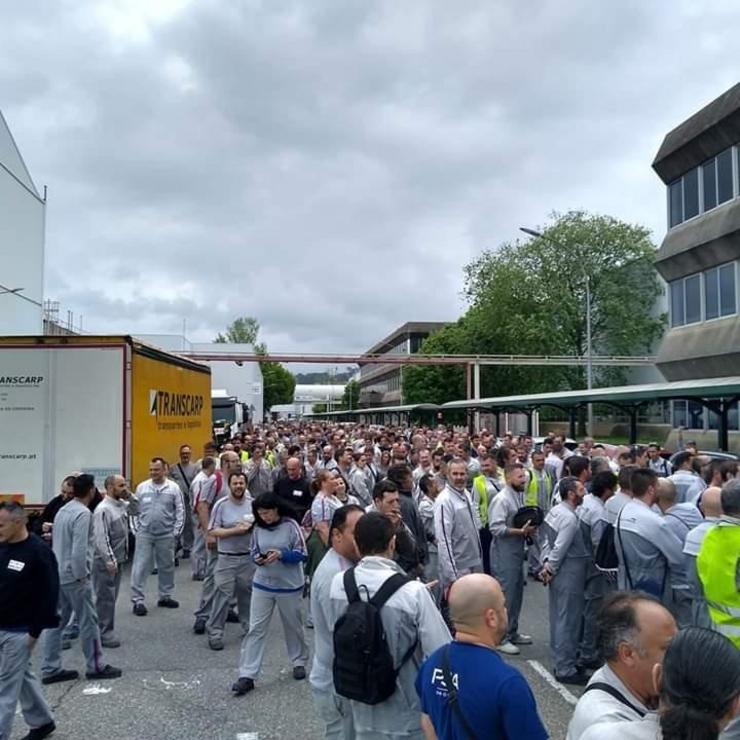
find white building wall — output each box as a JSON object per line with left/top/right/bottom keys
{"left": 0, "top": 112, "right": 44, "bottom": 334}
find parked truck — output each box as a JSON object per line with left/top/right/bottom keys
{"left": 0, "top": 335, "right": 212, "bottom": 505}
{"left": 211, "top": 389, "right": 251, "bottom": 444}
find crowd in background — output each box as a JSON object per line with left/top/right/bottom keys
{"left": 1, "top": 420, "right": 739, "bottom": 740}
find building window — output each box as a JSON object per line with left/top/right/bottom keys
{"left": 703, "top": 158, "right": 718, "bottom": 211}
{"left": 667, "top": 145, "right": 738, "bottom": 228}
{"left": 670, "top": 280, "right": 685, "bottom": 327}
{"left": 718, "top": 148, "right": 734, "bottom": 204}
{"left": 705, "top": 263, "right": 737, "bottom": 320}
{"left": 683, "top": 167, "right": 699, "bottom": 220}
{"left": 684, "top": 274, "right": 701, "bottom": 324}
{"left": 672, "top": 263, "right": 737, "bottom": 327}
{"left": 673, "top": 400, "right": 706, "bottom": 429}
{"left": 669, "top": 179, "right": 683, "bottom": 227}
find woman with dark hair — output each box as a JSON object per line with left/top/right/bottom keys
{"left": 580, "top": 627, "right": 740, "bottom": 740}
{"left": 304, "top": 471, "right": 342, "bottom": 575}
{"left": 232, "top": 492, "right": 309, "bottom": 696}
{"left": 331, "top": 470, "right": 361, "bottom": 506}
{"left": 377, "top": 448, "right": 391, "bottom": 479}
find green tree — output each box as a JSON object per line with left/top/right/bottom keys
{"left": 261, "top": 359, "right": 296, "bottom": 413}
{"left": 404, "top": 211, "right": 667, "bottom": 404}
{"left": 341, "top": 380, "right": 360, "bottom": 410}
{"left": 214, "top": 316, "right": 295, "bottom": 413}
{"left": 403, "top": 323, "right": 467, "bottom": 405}
{"left": 214, "top": 316, "right": 260, "bottom": 344}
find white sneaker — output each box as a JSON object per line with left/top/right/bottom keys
{"left": 496, "top": 640, "right": 520, "bottom": 656}
{"left": 511, "top": 633, "right": 533, "bottom": 645}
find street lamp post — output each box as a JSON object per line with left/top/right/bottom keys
{"left": 520, "top": 227, "right": 594, "bottom": 434}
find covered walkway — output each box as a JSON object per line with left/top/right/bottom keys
{"left": 309, "top": 377, "right": 740, "bottom": 451}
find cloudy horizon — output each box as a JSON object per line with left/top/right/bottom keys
{"left": 3, "top": 1, "right": 738, "bottom": 363}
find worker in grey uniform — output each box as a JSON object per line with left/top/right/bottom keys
{"left": 41, "top": 474, "right": 121, "bottom": 684}
{"left": 433, "top": 458, "right": 482, "bottom": 602}
{"left": 654, "top": 477, "right": 703, "bottom": 628}
{"left": 488, "top": 462, "right": 537, "bottom": 656}
{"left": 603, "top": 465, "right": 637, "bottom": 525}
{"left": 682, "top": 486, "right": 722, "bottom": 628}
{"left": 168, "top": 444, "right": 198, "bottom": 557}
{"left": 577, "top": 469, "right": 616, "bottom": 669}
{"left": 667, "top": 450, "right": 706, "bottom": 504}
{"left": 189, "top": 456, "right": 218, "bottom": 580}
{"left": 193, "top": 452, "right": 239, "bottom": 633}
{"left": 92, "top": 474, "right": 134, "bottom": 647}
{"left": 566, "top": 591, "right": 677, "bottom": 740}
{"left": 328, "top": 512, "right": 451, "bottom": 739}
{"left": 206, "top": 471, "right": 255, "bottom": 651}
{"left": 540, "top": 476, "right": 590, "bottom": 685}
{"left": 130, "top": 458, "right": 184, "bottom": 615}
{"left": 614, "top": 469, "right": 685, "bottom": 606}
{"left": 417, "top": 474, "right": 441, "bottom": 604}
{"left": 244, "top": 443, "right": 273, "bottom": 496}
{"left": 309, "top": 504, "right": 364, "bottom": 740}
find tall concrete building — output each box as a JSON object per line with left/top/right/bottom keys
{"left": 0, "top": 111, "right": 45, "bottom": 334}
{"left": 357, "top": 321, "right": 449, "bottom": 407}
{"left": 653, "top": 83, "right": 740, "bottom": 433}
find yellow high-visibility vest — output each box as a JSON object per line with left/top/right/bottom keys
{"left": 525, "top": 469, "right": 552, "bottom": 508}
{"left": 697, "top": 522, "right": 740, "bottom": 648}
{"left": 472, "top": 474, "right": 501, "bottom": 527}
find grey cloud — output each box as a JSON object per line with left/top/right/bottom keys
{"left": 2, "top": 1, "right": 738, "bottom": 356}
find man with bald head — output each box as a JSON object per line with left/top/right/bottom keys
{"left": 273, "top": 456, "right": 312, "bottom": 522}
{"left": 92, "top": 475, "right": 133, "bottom": 647}
{"left": 683, "top": 486, "right": 723, "bottom": 628}
{"left": 416, "top": 574, "right": 547, "bottom": 740}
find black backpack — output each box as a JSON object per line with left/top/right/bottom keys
{"left": 594, "top": 522, "right": 619, "bottom": 574}
{"left": 333, "top": 568, "right": 415, "bottom": 705}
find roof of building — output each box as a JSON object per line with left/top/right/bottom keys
{"left": 362, "top": 321, "right": 450, "bottom": 357}
{"left": 441, "top": 376, "right": 740, "bottom": 410}
{"left": 0, "top": 110, "right": 41, "bottom": 200}
{"left": 653, "top": 82, "right": 740, "bottom": 183}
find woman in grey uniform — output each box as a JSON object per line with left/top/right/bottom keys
{"left": 232, "top": 493, "right": 309, "bottom": 696}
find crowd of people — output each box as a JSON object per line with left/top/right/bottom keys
{"left": 1, "top": 421, "right": 739, "bottom": 740}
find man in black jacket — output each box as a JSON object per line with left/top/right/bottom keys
{"left": 33, "top": 475, "right": 76, "bottom": 540}
{"left": 0, "top": 501, "right": 59, "bottom": 740}
{"left": 273, "top": 457, "right": 312, "bottom": 522}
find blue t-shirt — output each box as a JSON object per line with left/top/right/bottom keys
{"left": 415, "top": 641, "right": 549, "bottom": 740}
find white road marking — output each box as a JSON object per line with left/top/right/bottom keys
{"left": 82, "top": 685, "right": 112, "bottom": 695}
{"left": 527, "top": 660, "right": 579, "bottom": 706}
{"left": 159, "top": 676, "right": 201, "bottom": 689}
{"left": 236, "top": 734, "right": 259, "bottom": 740}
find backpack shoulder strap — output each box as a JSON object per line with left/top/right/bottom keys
{"left": 440, "top": 645, "right": 478, "bottom": 740}
{"left": 615, "top": 509, "right": 633, "bottom": 589}
{"left": 666, "top": 512, "right": 691, "bottom": 531}
{"left": 583, "top": 682, "right": 646, "bottom": 718}
{"left": 369, "top": 573, "right": 410, "bottom": 609}
{"left": 343, "top": 567, "right": 361, "bottom": 604}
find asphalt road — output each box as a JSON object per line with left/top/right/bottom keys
{"left": 14, "top": 564, "right": 582, "bottom": 740}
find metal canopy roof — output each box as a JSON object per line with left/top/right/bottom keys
{"left": 309, "top": 403, "right": 440, "bottom": 417}
{"left": 440, "top": 376, "right": 740, "bottom": 410}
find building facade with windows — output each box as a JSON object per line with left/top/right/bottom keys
{"left": 653, "top": 82, "right": 740, "bottom": 380}
{"left": 653, "top": 83, "right": 740, "bottom": 441}
{"left": 357, "top": 321, "right": 449, "bottom": 407}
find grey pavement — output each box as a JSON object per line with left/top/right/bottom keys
{"left": 14, "top": 565, "right": 582, "bottom": 740}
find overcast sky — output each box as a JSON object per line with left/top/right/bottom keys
{"left": 2, "top": 1, "right": 738, "bottom": 361}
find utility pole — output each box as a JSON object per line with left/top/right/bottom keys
{"left": 585, "top": 275, "right": 593, "bottom": 435}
